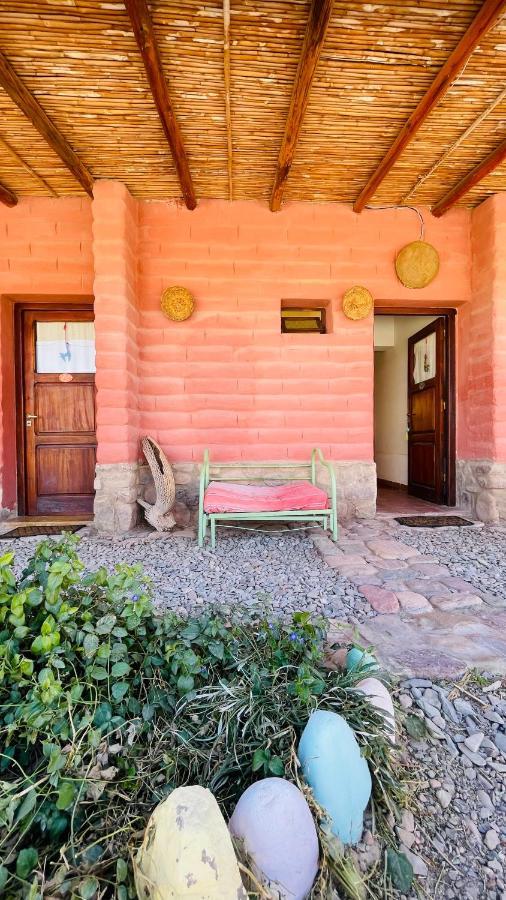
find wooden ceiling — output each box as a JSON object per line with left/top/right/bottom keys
{"left": 0, "top": 0, "right": 504, "bottom": 213}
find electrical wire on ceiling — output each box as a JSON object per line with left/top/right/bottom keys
{"left": 364, "top": 204, "right": 425, "bottom": 240}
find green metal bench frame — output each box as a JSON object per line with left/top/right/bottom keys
{"left": 198, "top": 448, "right": 338, "bottom": 548}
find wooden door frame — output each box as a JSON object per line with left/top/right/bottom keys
{"left": 374, "top": 306, "right": 456, "bottom": 507}
{"left": 14, "top": 299, "right": 95, "bottom": 516}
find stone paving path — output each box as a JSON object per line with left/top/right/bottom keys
{"left": 312, "top": 518, "right": 506, "bottom": 679}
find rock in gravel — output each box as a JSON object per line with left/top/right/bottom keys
{"left": 423, "top": 688, "right": 441, "bottom": 707}
{"left": 400, "top": 847, "right": 428, "bottom": 878}
{"left": 484, "top": 709, "right": 504, "bottom": 725}
{"left": 454, "top": 698, "right": 475, "bottom": 718}
{"left": 436, "top": 789, "right": 452, "bottom": 809}
{"left": 399, "top": 693, "right": 413, "bottom": 709}
{"left": 485, "top": 829, "right": 500, "bottom": 851}
{"left": 400, "top": 809, "right": 415, "bottom": 832}
{"left": 439, "top": 695, "right": 460, "bottom": 724}
{"left": 395, "top": 826, "right": 415, "bottom": 849}
{"left": 417, "top": 699, "right": 440, "bottom": 719}
{"left": 464, "top": 817, "right": 482, "bottom": 845}
{"left": 464, "top": 732, "right": 485, "bottom": 753}
{"left": 493, "top": 731, "right": 506, "bottom": 754}
{"left": 460, "top": 745, "right": 487, "bottom": 766}
{"left": 402, "top": 678, "right": 433, "bottom": 688}
{"left": 477, "top": 790, "right": 494, "bottom": 810}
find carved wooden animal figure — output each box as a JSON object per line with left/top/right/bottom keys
{"left": 138, "top": 436, "right": 176, "bottom": 531}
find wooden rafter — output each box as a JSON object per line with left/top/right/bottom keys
{"left": 270, "top": 0, "right": 334, "bottom": 212}
{"left": 0, "top": 178, "right": 17, "bottom": 206}
{"left": 353, "top": 0, "right": 506, "bottom": 212}
{"left": 0, "top": 134, "right": 57, "bottom": 197}
{"left": 402, "top": 87, "right": 506, "bottom": 203}
{"left": 0, "top": 51, "right": 93, "bottom": 196}
{"left": 124, "top": 0, "right": 197, "bottom": 210}
{"left": 223, "top": 0, "right": 233, "bottom": 200}
{"left": 431, "top": 139, "right": 506, "bottom": 217}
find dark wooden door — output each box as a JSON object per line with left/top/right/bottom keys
{"left": 21, "top": 309, "right": 96, "bottom": 515}
{"left": 407, "top": 318, "right": 446, "bottom": 504}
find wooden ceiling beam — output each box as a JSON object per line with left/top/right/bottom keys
{"left": 0, "top": 133, "right": 58, "bottom": 196}
{"left": 124, "top": 0, "right": 197, "bottom": 210}
{"left": 0, "top": 50, "right": 94, "bottom": 197}
{"left": 0, "top": 179, "right": 17, "bottom": 207}
{"left": 431, "top": 138, "right": 506, "bottom": 217}
{"left": 223, "top": 0, "right": 233, "bottom": 200}
{"left": 270, "top": 0, "right": 334, "bottom": 212}
{"left": 353, "top": 0, "right": 506, "bottom": 213}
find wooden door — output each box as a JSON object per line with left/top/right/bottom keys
{"left": 20, "top": 309, "right": 96, "bottom": 516}
{"left": 407, "top": 318, "right": 447, "bottom": 504}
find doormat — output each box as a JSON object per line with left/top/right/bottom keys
{"left": 395, "top": 515, "right": 474, "bottom": 528}
{"left": 0, "top": 524, "right": 85, "bottom": 539}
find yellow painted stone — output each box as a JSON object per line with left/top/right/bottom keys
{"left": 134, "top": 785, "right": 246, "bottom": 899}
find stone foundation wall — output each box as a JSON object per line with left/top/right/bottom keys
{"left": 457, "top": 459, "right": 506, "bottom": 523}
{"left": 94, "top": 463, "right": 141, "bottom": 532}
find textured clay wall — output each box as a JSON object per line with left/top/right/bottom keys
{"left": 136, "top": 199, "right": 471, "bottom": 464}
{"left": 0, "top": 198, "right": 93, "bottom": 510}
{"left": 457, "top": 194, "right": 506, "bottom": 521}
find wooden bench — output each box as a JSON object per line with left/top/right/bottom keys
{"left": 198, "top": 448, "right": 338, "bottom": 548}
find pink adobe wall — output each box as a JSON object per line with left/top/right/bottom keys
{"left": 136, "top": 198, "right": 471, "bottom": 464}
{"left": 462, "top": 193, "right": 506, "bottom": 461}
{"left": 0, "top": 198, "right": 93, "bottom": 509}
{"left": 92, "top": 181, "right": 139, "bottom": 465}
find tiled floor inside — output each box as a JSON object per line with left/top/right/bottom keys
{"left": 376, "top": 486, "right": 457, "bottom": 517}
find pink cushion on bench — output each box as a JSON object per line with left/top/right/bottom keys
{"left": 203, "top": 481, "right": 329, "bottom": 514}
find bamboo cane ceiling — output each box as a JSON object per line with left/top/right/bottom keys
{"left": 0, "top": 0, "right": 504, "bottom": 208}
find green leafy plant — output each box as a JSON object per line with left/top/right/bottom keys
{"left": 0, "top": 535, "right": 408, "bottom": 898}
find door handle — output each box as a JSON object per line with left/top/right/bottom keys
{"left": 25, "top": 414, "right": 37, "bottom": 428}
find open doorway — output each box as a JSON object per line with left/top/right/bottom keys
{"left": 374, "top": 311, "right": 456, "bottom": 513}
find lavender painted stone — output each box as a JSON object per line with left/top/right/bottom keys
{"left": 298, "top": 710, "right": 372, "bottom": 845}
{"left": 229, "top": 778, "right": 318, "bottom": 900}
{"left": 355, "top": 677, "right": 396, "bottom": 744}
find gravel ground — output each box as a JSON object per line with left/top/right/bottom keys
{"left": 396, "top": 676, "right": 506, "bottom": 899}
{"left": 0, "top": 528, "right": 374, "bottom": 622}
{"left": 393, "top": 523, "right": 506, "bottom": 606}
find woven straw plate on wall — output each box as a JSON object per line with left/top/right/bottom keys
{"left": 161, "top": 286, "right": 195, "bottom": 321}
{"left": 395, "top": 240, "right": 440, "bottom": 289}
{"left": 342, "top": 285, "right": 374, "bottom": 320}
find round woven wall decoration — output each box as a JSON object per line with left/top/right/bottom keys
{"left": 395, "top": 240, "right": 440, "bottom": 289}
{"left": 342, "top": 285, "right": 374, "bottom": 320}
{"left": 161, "top": 285, "right": 195, "bottom": 322}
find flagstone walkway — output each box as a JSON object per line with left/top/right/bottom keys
{"left": 314, "top": 518, "right": 506, "bottom": 679}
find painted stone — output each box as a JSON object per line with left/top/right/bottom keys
{"left": 134, "top": 785, "right": 246, "bottom": 899}
{"left": 229, "top": 777, "right": 318, "bottom": 900}
{"left": 355, "top": 677, "right": 396, "bottom": 744}
{"left": 298, "top": 710, "right": 372, "bottom": 845}
{"left": 346, "top": 647, "right": 377, "bottom": 672}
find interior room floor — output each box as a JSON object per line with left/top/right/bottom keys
{"left": 376, "top": 486, "right": 456, "bottom": 517}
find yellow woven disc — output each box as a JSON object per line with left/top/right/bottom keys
{"left": 342, "top": 285, "right": 374, "bottom": 320}
{"left": 161, "top": 286, "right": 195, "bottom": 321}
{"left": 395, "top": 240, "right": 440, "bottom": 289}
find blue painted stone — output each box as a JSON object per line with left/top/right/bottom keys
{"left": 346, "top": 647, "right": 377, "bottom": 672}
{"left": 229, "top": 778, "right": 318, "bottom": 900}
{"left": 298, "top": 709, "right": 372, "bottom": 844}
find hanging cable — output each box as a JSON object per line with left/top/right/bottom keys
{"left": 363, "top": 204, "right": 425, "bottom": 240}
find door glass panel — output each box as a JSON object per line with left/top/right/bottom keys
{"left": 36, "top": 321, "right": 96, "bottom": 373}
{"left": 413, "top": 331, "right": 436, "bottom": 384}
